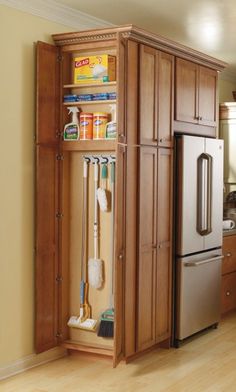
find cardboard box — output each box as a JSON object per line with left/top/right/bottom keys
{"left": 74, "top": 55, "right": 116, "bottom": 84}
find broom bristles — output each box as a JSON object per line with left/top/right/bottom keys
{"left": 97, "top": 320, "right": 114, "bottom": 338}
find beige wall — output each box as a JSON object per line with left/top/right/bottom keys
{"left": 219, "top": 78, "right": 236, "bottom": 103}
{"left": 0, "top": 5, "right": 74, "bottom": 368}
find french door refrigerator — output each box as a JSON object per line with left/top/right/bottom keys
{"left": 175, "top": 135, "right": 224, "bottom": 345}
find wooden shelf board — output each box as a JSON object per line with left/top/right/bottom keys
{"left": 62, "top": 340, "right": 113, "bottom": 357}
{"left": 63, "top": 82, "right": 117, "bottom": 88}
{"left": 63, "top": 100, "right": 116, "bottom": 106}
{"left": 61, "top": 139, "right": 116, "bottom": 152}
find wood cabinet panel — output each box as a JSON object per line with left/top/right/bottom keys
{"left": 36, "top": 42, "right": 60, "bottom": 145}
{"left": 175, "top": 58, "right": 198, "bottom": 124}
{"left": 35, "top": 146, "right": 59, "bottom": 353}
{"left": 222, "top": 235, "right": 236, "bottom": 275}
{"left": 137, "top": 147, "right": 157, "bottom": 351}
{"left": 198, "top": 66, "right": 217, "bottom": 127}
{"left": 156, "top": 149, "right": 172, "bottom": 341}
{"left": 221, "top": 272, "right": 236, "bottom": 314}
{"left": 158, "top": 52, "right": 174, "bottom": 147}
{"left": 139, "top": 45, "right": 157, "bottom": 145}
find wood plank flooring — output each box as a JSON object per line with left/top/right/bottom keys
{"left": 1, "top": 312, "right": 236, "bottom": 392}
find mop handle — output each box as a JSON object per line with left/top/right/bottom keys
{"left": 81, "top": 160, "right": 88, "bottom": 281}
{"left": 94, "top": 162, "right": 99, "bottom": 260}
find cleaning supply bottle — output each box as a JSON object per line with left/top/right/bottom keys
{"left": 64, "top": 107, "right": 80, "bottom": 140}
{"left": 106, "top": 104, "right": 116, "bottom": 139}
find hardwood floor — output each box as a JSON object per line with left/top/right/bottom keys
{"left": 1, "top": 312, "right": 236, "bottom": 392}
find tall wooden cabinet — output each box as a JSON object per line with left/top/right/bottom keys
{"left": 35, "top": 25, "right": 226, "bottom": 365}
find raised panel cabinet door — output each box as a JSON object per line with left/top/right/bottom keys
{"left": 36, "top": 41, "right": 60, "bottom": 144}
{"left": 158, "top": 52, "right": 174, "bottom": 147}
{"left": 175, "top": 58, "right": 198, "bottom": 124}
{"left": 222, "top": 235, "right": 236, "bottom": 275}
{"left": 198, "top": 66, "right": 217, "bottom": 127}
{"left": 221, "top": 272, "right": 236, "bottom": 314}
{"left": 113, "top": 145, "right": 126, "bottom": 367}
{"left": 139, "top": 45, "right": 158, "bottom": 145}
{"left": 156, "top": 148, "right": 173, "bottom": 342}
{"left": 35, "top": 146, "right": 59, "bottom": 353}
{"left": 137, "top": 147, "right": 157, "bottom": 351}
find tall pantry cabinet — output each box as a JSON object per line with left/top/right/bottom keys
{"left": 35, "top": 25, "right": 226, "bottom": 365}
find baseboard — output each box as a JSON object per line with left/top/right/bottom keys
{"left": 0, "top": 347, "right": 67, "bottom": 381}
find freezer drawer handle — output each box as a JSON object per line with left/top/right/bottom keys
{"left": 197, "top": 153, "right": 213, "bottom": 236}
{"left": 185, "top": 255, "right": 223, "bottom": 267}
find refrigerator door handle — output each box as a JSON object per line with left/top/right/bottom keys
{"left": 185, "top": 255, "right": 223, "bottom": 267}
{"left": 197, "top": 153, "right": 212, "bottom": 236}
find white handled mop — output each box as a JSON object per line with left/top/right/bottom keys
{"left": 88, "top": 161, "right": 103, "bottom": 289}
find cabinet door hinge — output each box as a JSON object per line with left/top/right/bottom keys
{"left": 56, "top": 275, "right": 63, "bottom": 283}
{"left": 56, "top": 154, "right": 64, "bottom": 161}
{"left": 57, "top": 55, "right": 63, "bottom": 62}
{"left": 56, "top": 130, "right": 63, "bottom": 138}
{"left": 56, "top": 212, "right": 64, "bottom": 219}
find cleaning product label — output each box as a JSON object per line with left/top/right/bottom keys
{"left": 64, "top": 124, "right": 79, "bottom": 140}
{"left": 93, "top": 112, "right": 108, "bottom": 139}
{"left": 106, "top": 122, "right": 117, "bottom": 139}
{"left": 74, "top": 55, "right": 116, "bottom": 84}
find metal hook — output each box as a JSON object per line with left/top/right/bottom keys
{"left": 101, "top": 155, "right": 109, "bottom": 164}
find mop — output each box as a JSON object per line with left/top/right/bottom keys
{"left": 97, "top": 162, "right": 115, "bottom": 338}
{"left": 88, "top": 161, "right": 103, "bottom": 289}
{"left": 68, "top": 159, "right": 97, "bottom": 331}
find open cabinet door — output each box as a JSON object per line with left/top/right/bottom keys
{"left": 35, "top": 42, "right": 60, "bottom": 353}
{"left": 113, "top": 145, "right": 126, "bottom": 367}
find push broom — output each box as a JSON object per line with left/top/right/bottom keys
{"left": 97, "top": 161, "right": 115, "bottom": 338}
{"left": 68, "top": 159, "right": 97, "bottom": 331}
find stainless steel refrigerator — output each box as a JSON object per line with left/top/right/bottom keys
{"left": 175, "top": 135, "right": 224, "bottom": 344}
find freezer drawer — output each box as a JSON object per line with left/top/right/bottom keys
{"left": 176, "top": 250, "right": 222, "bottom": 341}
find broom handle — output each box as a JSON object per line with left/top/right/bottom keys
{"left": 94, "top": 161, "right": 99, "bottom": 260}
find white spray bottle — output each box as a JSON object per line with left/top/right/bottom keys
{"left": 64, "top": 107, "right": 80, "bottom": 140}
{"left": 106, "top": 104, "right": 116, "bottom": 139}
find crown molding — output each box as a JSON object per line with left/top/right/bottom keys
{"left": 220, "top": 69, "right": 236, "bottom": 84}
{"left": 0, "top": 0, "right": 114, "bottom": 30}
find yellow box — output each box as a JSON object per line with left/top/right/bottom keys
{"left": 74, "top": 55, "right": 116, "bottom": 84}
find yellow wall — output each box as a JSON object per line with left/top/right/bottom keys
{"left": 219, "top": 78, "right": 236, "bottom": 103}
{"left": 0, "top": 5, "right": 74, "bottom": 368}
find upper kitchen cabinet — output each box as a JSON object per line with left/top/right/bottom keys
{"left": 139, "top": 45, "right": 174, "bottom": 147}
{"left": 175, "top": 58, "right": 218, "bottom": 137}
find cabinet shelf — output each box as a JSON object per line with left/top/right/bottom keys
{"left": 63, "top": 100, "right": 116, "bottom": 106}
{"left": 61, "top": 139, "right": 116, "bottom": 152}
{"left": 63, "top": 82, "right": 117, "bottom": 89}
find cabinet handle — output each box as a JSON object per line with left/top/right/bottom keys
{"left": 195, "top": 116, "right": 200, "bottom": 121}
{"left": 199, "top": 116, "right": 203, "bottom": 121}
{"left": 226, "top": 291, "right": 231, "bottom": 296}
{"left": 119, "top": 134, "right": 124, "bottom": 138}
{"left": 159, "top": 138, "right": 166, "bottom": 143}
{"left": 226, "top": 252, "right": 232, "bottom": 257}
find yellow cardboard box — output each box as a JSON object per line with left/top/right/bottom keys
{"left": 74, "top": 55, "right": 116, "bottom": 84}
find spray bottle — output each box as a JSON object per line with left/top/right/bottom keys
{"left": 64, "top": 107, "right": 80, "bottom": 140}
{"left": 106, "top": 104, "right": 116, "bottom": 139}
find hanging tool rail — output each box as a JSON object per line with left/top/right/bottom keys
{"left": 83, "top": 154, "right": 116, "bottom": 164}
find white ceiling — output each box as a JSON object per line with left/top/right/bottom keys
{"left": 54, "top": 0, "right": 236, "bottom": 77}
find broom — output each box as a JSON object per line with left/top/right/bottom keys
{"left": 97, "top": 161, "right": 115, "bottom": 338}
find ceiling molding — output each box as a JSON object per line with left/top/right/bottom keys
{"left": 0, "top": 0, "right": 114, "bottom": 30}
{"left": 220, "top": 69, "right": 236, "bottom": 84}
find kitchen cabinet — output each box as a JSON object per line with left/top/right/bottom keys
{"left": 221, "top": 234, "right": 236, "bottom": 314}
{"left": 139, "top": 45, "right": 174, "bottom": 147}
{"left": 175, "top": 58, "right": 218, "bottom": 137}
{"left": 35, "top": 25, "right": 225, "bottom": 365}
{"left": 219, "top": 103, "right": 236, "bottom": 185}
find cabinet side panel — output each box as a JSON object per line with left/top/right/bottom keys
{"left": 36, "top": 41, "right": 60, "bottom": 144}
{"left": 35, "top": 146, "right": 59, "bottom": 353}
